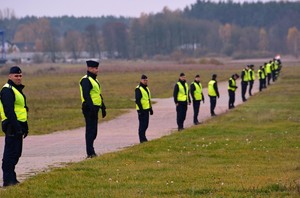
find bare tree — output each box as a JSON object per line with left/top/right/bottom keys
{"left": 258, "top": 28, "right": 269, "bottom": 52}
{"left": 64, "top": 30, "right": 84, "bottom": 60}
{"left": 102, "top": 22, "right": 129, "bottom": 59}
{"left": 85, "top": 24, "right": 101, "bottom": 59}
{"left": 42, "top": 26, "right": 60, "bottom": 63}
{"left": 0, "top": 8, "right": 16, "bottom": 19}
{"left": 287, "top": 27, "right": 300, "bottom": 57}
{"left": 14, "top": 24, "right": 35, "bottom": 43}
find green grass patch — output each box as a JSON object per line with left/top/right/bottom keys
{"left": 0, "top": 65, "right": 299, "bottom": 197}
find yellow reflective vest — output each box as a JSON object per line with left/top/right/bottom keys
{"left": 79, "top": 75, "right": 102, "bottom": 106}
{"left": 135, "top": 85, "right": 151, "bottom": 110}
{"left": 258, "top": 69, "right": 265, "bottom": 79}
{"left": 191, "top": 82, "right": 203, "bottom": 100}
{"left": 177, "top": 82, "right": 189, "bottom": 102}
{"left": 274, "top": 61, "right": 279, "bottom": 70}
{"left": 0, "top": 83, "right": 27, "bottom": 122}
{"left": 242, "top": 69, "right": 249, "bottom": 82}
{"left": 228, "top": 78, "right": 237, "bottom": 91}
{"left": 208, "top": 80, "right": 217, "bottom": 96}
{"left": 265, "top": 63, "right": 272, "bottom": 74}
{"left": 248, "top": 69, "right": 256, "bottom": 81}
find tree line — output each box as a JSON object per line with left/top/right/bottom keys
{"left": 1, "top": 1, "right": 300, "bottom": 62}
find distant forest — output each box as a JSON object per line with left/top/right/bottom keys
{"left": 1, "top": 0, "right": 300, "bottom": 62}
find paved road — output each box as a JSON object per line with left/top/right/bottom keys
{"left": 0, "top": 79, "right": 261, "bottom": 183}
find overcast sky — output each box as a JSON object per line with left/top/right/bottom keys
{"left": 1, "top": 0, "right": 298, "bottom": 18}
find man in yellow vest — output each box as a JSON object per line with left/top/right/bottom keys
{"left": 248, "top": 64, "right": 255, "bottom": 96}
{"left": 275, "top": 57, "right": 282, "bottom": 77}
{"left": 190, "top": 74, "right": 204, "bottom": 125}
{"left": 135, "top": 74, "right": 153, "bottom": 143}
{"left": 0, "top": 66, "right": 29, "bottom": 187}
{"left": 79, "top": 60, "right": 106, "bottom": 158}
{"left": 208, "top": 74, "right": 220, "bottom": 116}
{"left": 241, "top": 65, "right": 249, "bottom": 102}
{"left": 258, "top": 65, "right": 266, "bottom": 92}
{"left": 271, "top": 59, "right": 276, "bottom": 82}
{"left": 273, "top": 59, "right": 279, "bottom": 81}
{"left": 228, "top": 73, "right": 239, "bottom": 109}
{"left": 262, "top": 63, "right": 268, "bottom": 89}
{"left": 265, "top": 60, "right": 272, "bottom": 85}
{"left": 173, "top": 73, "right": 191, "bottom": 131}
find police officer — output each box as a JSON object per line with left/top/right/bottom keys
{"left": 135, "top": 74, "right": 153, "bottom": 143}
{"left": 0, "top": 66, "right": 29, "bottom": 187}
{"left": 241, "top": 65, "right": 249, "bottom": 102}
{"left": 173, "top": 73, "right": 191, "bottom": 131}
{"left": 79, "top": 60, "right": 106, "bottom": 158}
{"left": 208, "top": 74, "right": 220, "bottom": 116}
{"left": 271, "top": 59, "right": 276, "bottom": 82}
{"left": 228, "top": 73, "right": 239, "bottom": 109}
{"left": 262, "top": 63, "right": 267, "bottom": 89}
{"left": 257, "top": 65, "right": 266, "bottom": 92}
{"left": 190, "top": 74, "right": 204, "bottom": 125}
{"left": 276, "top": 57, "right": 282, "bottom": 75}
{"left": 248, "top": 64, "right": 255, "bottom": 96}
{"left": 265, "top": 61, "right": 272, "bottom": 85}
{"left": 273, "top": 58, "right": 279, "bottom": 81}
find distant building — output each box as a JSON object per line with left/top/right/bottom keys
{"left": 0, "top": 41, "right": 20, "bottom": 53}
{"left": 15, "top": 42, "right": 35, "bottom": 52}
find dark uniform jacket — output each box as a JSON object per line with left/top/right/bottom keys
{"left": 135, "top": 82, "right": 151, "bottom": 111}
{"left": 241, "top": 70, "right": 248, "bottom": 82}
{"left": 0, "top": 79, "right": 28, "bottom": 135}
{"left": 80, "top": 71, "right": 106, "bottom": 115}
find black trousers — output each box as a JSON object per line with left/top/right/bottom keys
{"left": 2, "top": 134, "right": 23, "bottom": 185}
{"left": 272, "top": 70, "right": 276, "bottom": 82}
{"left": 267, "top": 73, "right": 272, "bottom": 85}
{"left": 137, "top": 110, "right": 149, "bottom": 143}
{"left": 192, "top": 100, "right": 201, "bottom": 124}
{"left": 209, "top": 96, "right": 217, "bottom": 115}
{"left": 248, "top": 80, "right": 254, "bottom": 96}
{"left": 83, "top": 109, "right": 99, "bottom": 156}
{"left": 176, "top": 103, "right": 187, "bottom": 130}
{"left": 228, "top": 90, "right": 235, "bottom": 109}
{"left": 241, "top": 81, "right": 248, "bottom": 101}
{"left": 263, "top": 78, "right": 267, "bottom": 88}
{"left": 259, "top": 79, "right": 264, "bottom": 91}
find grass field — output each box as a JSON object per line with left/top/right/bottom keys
{"left": 0, "top": 60, "right": 241, "bottom": 135}
{"left": 0, "top": 63, "right": 299, "bottom": 197}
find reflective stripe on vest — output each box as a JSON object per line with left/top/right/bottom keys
{"left": 79, "top": 75, "right": 102, "bottom": 106}
{"left": 191, "top": 82, "right": 203, "bottom": 100}
{"left": 208, "top": 80, "right": 217, "bottom": 96}
{"left": 177, "top": 82, "right": 188, "bottom": 102}
{"left": 0, "top": 83, "right": 27, "bottom": 122}
{"left": 135, "top": 86, "right": 151, "bottom": 110}
{"left": 228, "top": 78, "right": 236, "bottom": 91}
